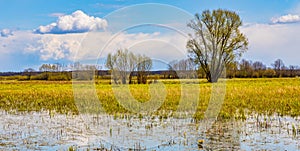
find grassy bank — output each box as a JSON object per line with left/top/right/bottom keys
{"left": 0, "top": 78, "right": 299, "bottom": 119}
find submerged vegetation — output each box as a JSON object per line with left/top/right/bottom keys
{"left": 0, "top": 78, "right": 299, "bottom": 120}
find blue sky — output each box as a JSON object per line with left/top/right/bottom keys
{"left": 0, "top": 0, "right": 298, "bottom": 29}
{"left": 1, "top": 0, "right": 300, "bottom": 71}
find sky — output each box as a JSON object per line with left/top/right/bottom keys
{"left": 1, "top": 0, "right": 300, "bottom": 71}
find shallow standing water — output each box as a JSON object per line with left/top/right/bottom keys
{"left": 0, "top": 110, "right": 299, "bottom": 150}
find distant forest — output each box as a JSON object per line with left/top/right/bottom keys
{"left": 0, "top": 58, "right": 299, "bottom": 81}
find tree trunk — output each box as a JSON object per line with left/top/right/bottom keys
{"left": 206, "top": 72, "right": 218, "bottom": 83}
{"left": 129, "top": 72, "right": 133, "bottom": 84}
{"left": 113, "top": 78, "right": 118, "bottom": 84}
{"left": 121, "top": 77, "right": 126, "bottom": 84}
{"left": 137, "top": 72, "right": 141, "bottom": 84}
{"left": 142, "top": 74, "right": 147, "bottom": 84}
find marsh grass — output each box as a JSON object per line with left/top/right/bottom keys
{"left": 0, "top": 78, "right": 299, "bottom": 119}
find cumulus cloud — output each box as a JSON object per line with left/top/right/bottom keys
{"left": 1, "top": 29, "right": 13, "bottom": 37}
{"left": 271, "top": 14, "right": 300, "bottom": 24}
{"left": 35, "top": 10, "right": 108, "bottom": 34}
{"left": 25, "top": 34, "right": 83, "bottom": 60}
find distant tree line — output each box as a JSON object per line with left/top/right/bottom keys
{"left": 2, "top": 62, "right": 101, "bottom": 81}
{"left": 0, "top": 57, "right": 299, "bottom": 82}
{"left": 166, "top": 58, "right": 300, "bottom": 79}
{"left": 0, "top": 58, "right": 299, "bottom": 82}
{"left": 226, "top": 58, "right": 299, "bottom": 78}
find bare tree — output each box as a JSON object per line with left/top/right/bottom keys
{"left": 239, "top": 59, "right": 253, "bottom": 77}
{"left": 289, "top": 65, "right": 298, "bottom": 77}
{"left": 106, "top": 49, "right": 152, "bottom": 84}
{"left": 54, "top": 63, "right": 63, "bottom": 71}
{"left": 272, "top": 59, "right": 285, "bottom": 77}
{"left": 106, "top": 53, "right": 118, "bottom": 84}
{"left": 136, "top": 54, "right": 152, "bottom": 84}
{"left": 39, "top": 64, "right": 50, "bottom": 72}
{"left": 23, "top": 68, "right": 35, "bottom": 80}
{"left": 39, "top": 63, "right": 61, "bottom": 72}
{"left": 106, "top": 49, "right": 134, "bottom": 84}
{"left": 252, "top": 61, "right": 266, "bottom": 77}
{"left": 252, "top": 61, "right": 266, "bottom": 71}
{"left": 168, "top": 58, "right": 196, "bottom": 78}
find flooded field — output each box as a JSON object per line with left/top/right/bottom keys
{"left": 0, "top": 110, "right": 299, "bottom": 150}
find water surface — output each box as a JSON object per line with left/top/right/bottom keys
{"left": 0, "top": 111, "right": 299, "bottom": 150}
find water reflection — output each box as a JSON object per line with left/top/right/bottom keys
{"left": 0, "top": 110, "right": 299, "bottom": 150}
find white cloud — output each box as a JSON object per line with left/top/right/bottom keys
{"left": 25, "top": 32, "right": 116, "bottom": 61}
{"left": 26, "top": 35, "right": 81, "bottom": 60}
{"left": 35, "top": 10, "right": 108, "bottom": 34}
{"left": 0, "top": 30, "right": 40, "bottom": 71}
{"left": 9, "top": 29, "right": 187, "bottom": 63}
{"left": 0, "top": 31, "right": 38, "bottom": 54}
{"left": 1, "top": 29, "right": 13, "bottom": 37}
{"left": 241, "top": 23, "right": 300, "bottom": 66}
{"left": 271, "top": 14, "right": 300, "bottom": 24}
